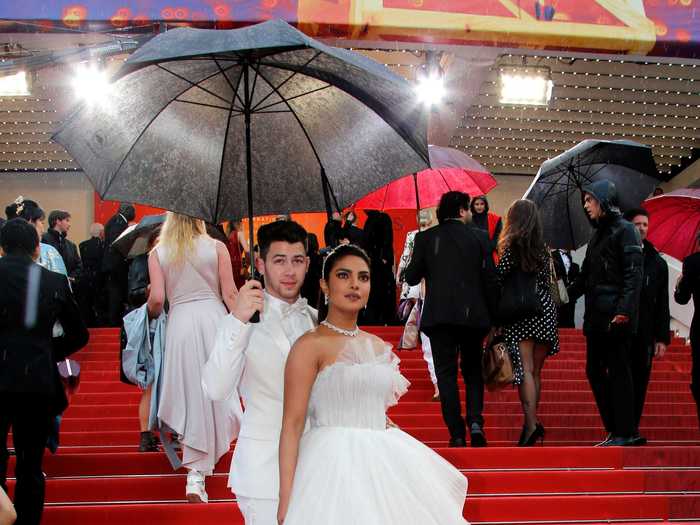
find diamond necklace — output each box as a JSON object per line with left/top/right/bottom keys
{"left": 321, "top": 319, "right": 359, "bottom": 337}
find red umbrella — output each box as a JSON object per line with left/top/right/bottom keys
{"left": 355, "top": 146, "right": 497, "bottom": 210}
{"left": 644, "top": 188, "right": 700, "bottom": 261}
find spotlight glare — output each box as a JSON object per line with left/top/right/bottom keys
{"left": 499, "top": 67, "right": 553, "bottom": 106}
{"left": 415, "top": 74, "right": 446, "bottom": 106}
{"left": 0, "top": 71, "right": 30, "bottom": 97}
{"left": 72, "top": 64, "right": 111, "bottom": 104}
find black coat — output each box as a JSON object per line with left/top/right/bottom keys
{"left": 675, "top": 252, "right": 700, "bottom": 344}
{"left": 42, "top": 229, "right": 82, "bottom": 281}
{"left": 102, "top": 213, "right": 130, "bottom": 278}
{"left": 568, "top": 180, "right": 643, "bottom": 335}
{"left": 0, "top": 255, "right": 89, "bottom": 413}
{"left": 323, "top": 219, "right": 343, "bottom": 248}
{"left": 405, "top": 220, "right": 500, "bottom": 330}
{"left": 79, "top": 236, "right": 104, "bottom": 276}
{"left": 637, "top": 240, "right": 671, "bottom": 345}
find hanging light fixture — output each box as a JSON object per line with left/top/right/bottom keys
{"left": 499, "top": 66, "right": 553, "bottom": 106}
{"left": 0, "top": 71, "right": 30, "bottom": 96}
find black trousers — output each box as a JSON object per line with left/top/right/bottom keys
{"left": 106, "top": 274, "right": 127, "bottom": 327}
{"left": 585, "top": 329, "right": 636, "bottom": 438}
{"left": 0, "top": 393, "right": 52, "bottom": 525}
{"left": 630, "top": 336, "right": 654, "bottom": 433}
{"left": 422, "top": 325, "right": 487, "bottom": 440}
{"left": 691, "top": 338, "right": 700, "bottom": 429}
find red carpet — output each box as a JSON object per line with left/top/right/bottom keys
{"left": 7, "top": 326, "right": 700, "bottom": 524}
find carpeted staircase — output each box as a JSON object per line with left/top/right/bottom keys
{"left": 7, "top": 326, "right": 700, "bottom": 524}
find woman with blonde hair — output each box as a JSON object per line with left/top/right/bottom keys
{"left": 147, "top": 212, "right": 238, "bottom": 502}
{"left": 496, "top": 199, "right": 559, "bottom": 446}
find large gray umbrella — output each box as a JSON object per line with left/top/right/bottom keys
{"left": 524, "top": 139, "right": 663, "bottom": 250}
{"left": 53, "top": 20, "right": 429, "bottom": 231}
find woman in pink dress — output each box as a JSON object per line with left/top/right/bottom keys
{"left": 147, "top": 212, "right": 239, "bottom": 502}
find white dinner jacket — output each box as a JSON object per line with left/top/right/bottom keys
{"left": 202, "top": 293, "right": 317, "bottom": 499}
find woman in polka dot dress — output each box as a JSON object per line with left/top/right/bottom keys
{"left": 496, "top": 199, "right": 559, "bottom": 447}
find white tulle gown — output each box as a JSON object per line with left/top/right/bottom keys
{"left": 284, "top": 336, "right": 469, "bottom": 525}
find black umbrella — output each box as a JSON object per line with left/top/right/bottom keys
{"left": 53, "top": 19, "right": 429, "bottom": 279}
{"left": 524, "top": 139, "right": 663, "bottom": 250}
{"left": 112, "top": 213, "right": 229, "bottom": 258}
{"left": 112, "top": 214, "right": 165, "bottom": 258}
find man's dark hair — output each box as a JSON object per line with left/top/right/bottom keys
{"left": 118, "top": 203, "right": 136, "bottom": 222}
{"left": 623, "top": 208, "right": 649, "bottom": 222}
{"left": 437, "top": 191, "right": 471, "bottom": 223}
{"left": 257, "top": 220, "right": 308, "bottom": 260}
{"left": 48, "top": 210, "right": 71, "bottom": 229}
{"left": 1, "top": 218, "right": 39, "bottom": 256}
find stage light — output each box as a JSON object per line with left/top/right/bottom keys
{"left": 72, "top": 63, "right": 111, "bottom": 104}
{"left": 499, "top": 67, "right": 553, "bottom": 106}
{"left": 0, "top": 71, "right": 30, "bottom": 97}
{"left": 415, "top": 73, "right": 446, "bottom": 106}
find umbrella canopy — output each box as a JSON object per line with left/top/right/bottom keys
{"left": 524, "top": 139, "right": 663, "bottom": 250}
{"left": 53, "top": 20, "right": 429, "bottom": 225}
{"left": 112, "top": 214, "right": 165, "bottom": 258}
{"left": 355, "top": 145, "right": 497, "bottom": 210}
{"left": 644, "top": 189, "right": 700, "bottom": 262}
{"left": 112, "top": 213, "right": 229, "bottom": 258}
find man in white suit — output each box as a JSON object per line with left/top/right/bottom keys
{"left": 202, "top": 221, "right": 317, "bottom": 525}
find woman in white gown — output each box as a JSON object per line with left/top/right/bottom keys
{"left": 278, "top": 244, "right": 468, "bottom": 525}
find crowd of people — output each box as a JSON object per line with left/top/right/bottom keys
{"left": 0, "top": 183, "right": 698, "bottom": 525}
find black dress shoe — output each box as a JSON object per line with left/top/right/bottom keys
{"left": 600, "top": 436, "right": 636, "bottom": 447}
{"left": 631, "top": 434, "right": 647, "bottom": 446}
{"left": 594, "top": 433, "right": 613, "bottom": 447}
{"left": 470, "top": 429, "right": 487, "bottom": 448}
{"left": 448, "top": 437, "right": 467, "bottom": 448}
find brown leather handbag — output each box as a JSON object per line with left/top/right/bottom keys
{"left": 482, "top": 338, "right": 514, "bottom": 391}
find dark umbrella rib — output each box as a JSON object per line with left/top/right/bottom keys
{"left": 172, "top": 99, "right": 234, "bottom": 112}
{"left": 249, "top": 63, "right": 341, "bottom": 212}
{"left": 254, "top": 84, "right": 331, "bottom": 113}
{"left": 101, "top": 62, "right": 242, "bottom": 199}
{"left": 158, "top": 63, "right": 238, "bottom": 107}
{"left": 250, "top": 51, "right": 323, "bottom": 113}
{"left": 213, "top": 56, "right": 245, "bottom": 223}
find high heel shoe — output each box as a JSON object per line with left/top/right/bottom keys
{"left": 518, "top": 424, "right": 545, "bottom": 447}
{"left": 536, "top": 422, "right": 545, "bottom": 438}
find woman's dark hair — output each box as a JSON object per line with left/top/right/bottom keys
{"left": 119, "top": 203, "right": 136, "bottom": 222}
{"left": 437, "top": 191, "right": 470, "bottom": 223}
{"left": 7, "top": 199, "right": 45, "bottom": 224}
{"left": 1, "top": 218, "right": 39, "bottom": 256}
{"left": 257, "top": 220, "right": 308, "bottom": 260}
{"left": 6, "top": 199, "right": 41, "bottom": 221}
{"left": 498, "top": 199, "right": 546, "bottom": 273}
{"left": 318, "top": 244, "right": 371, "bottom": 321}
{"left": 307, "top": 233, "right": 320, "bottom": 255}
{"left": 469, "top": 195, "right": 489, "bottom": 215}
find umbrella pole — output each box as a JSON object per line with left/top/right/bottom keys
{"left": 243, "top": 61, "right": 260, "bottom": 323}
{"left": 413, "top": 172, "right": 421, "bottom": 210}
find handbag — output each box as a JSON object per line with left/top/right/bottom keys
{"left": 57, "top": 358, "right": 81, "bottom": 395}
{"left": 548, "top": 255, "right": 569, "bottom": 306}
{"left": 497, "top": 267, "right": 542, "bottom": 324}
{"left": 482, "top": 337, "right": 514, "bottom": 391}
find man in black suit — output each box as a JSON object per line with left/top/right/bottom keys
{"left": 405, "top": 191, "right": 499, "bottom": 447}
{"left": 41, "top": 210, "right": 82, "bottom": 285}
{"left": 0, "top": 218, "right": 89, "bottom": 525}
{"left": 103, "top": 204, "right": 135, "bottom": 326}
{"left": 675, "top": 231, "right": 700, "bottom": 430}
{"left": 624, "top": 208, "right": 670, "bottom": 445}
{"left": 79, "top": 223, "right": 105, "bottom": 326}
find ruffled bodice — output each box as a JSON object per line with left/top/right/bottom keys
{"left": 308, "top": 337, "right": 410, "bottom": 431}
